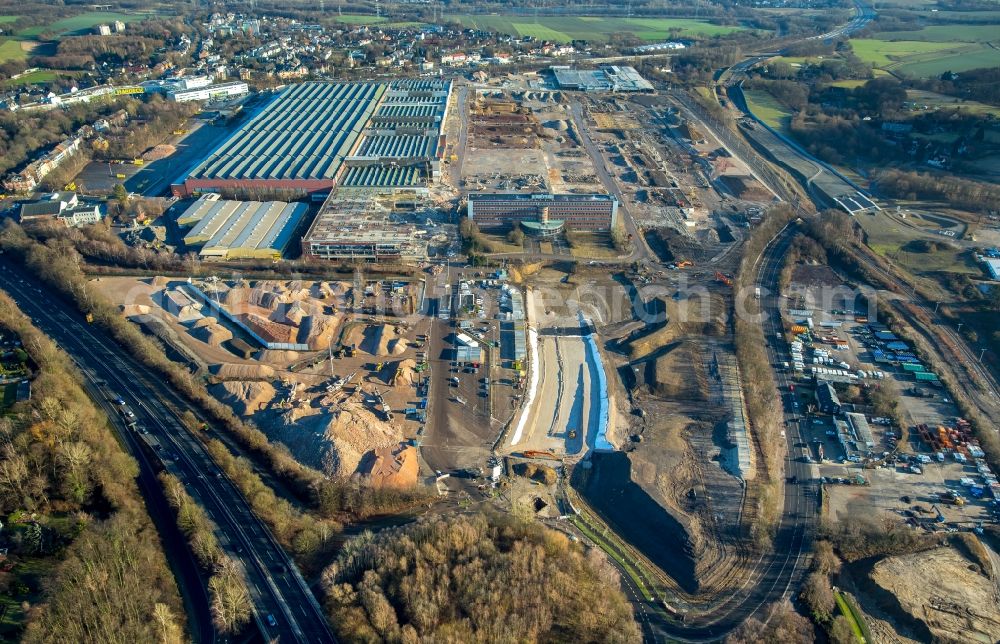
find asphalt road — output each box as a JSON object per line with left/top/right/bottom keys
{"left": 648, "top": 225, "right": 816, "bottom": 641}
{"left": 567, "top": 98, "right": 652, "bottom": 264}
{"left": 0, "top": 259, "right": 336, "bottom": 644}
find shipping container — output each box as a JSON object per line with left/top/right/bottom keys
{"left": 915, "top": 371, "right": 939, "bottom": 382}
{"left": 902, "top": 363, "right": 926, "bottom": 373}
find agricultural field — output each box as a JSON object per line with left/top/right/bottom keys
{"left": 851, "top": 26, "right": 1000, "bottom": 77}
{"left": 878, "top": 24, "right": 1000, "bottom": 42}
{"left": 743, "top": 88, "right": 792, "bottom": 134}
{"left": 0, "top": 15, "right": 18, "bottom": 24}
{"left": 849, "top": 39, "right": 959, "bottom": 69}
{"left": 0, "top": 39, "right": 29, "bottom": 62}
{"left": 443, "top": 15, "right": 745, "bottom": 42}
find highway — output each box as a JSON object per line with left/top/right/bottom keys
{"left": 707, "top": 0, "right": 877, "bottom": 211}
{"left": 0, "top": 260, "right": 336, "bottom": 644}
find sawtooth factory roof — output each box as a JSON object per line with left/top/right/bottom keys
{"left": 185, "top": 82, "right": 385, "bottom": 182}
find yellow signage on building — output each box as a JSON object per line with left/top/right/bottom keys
{"left": 115, "top": 86, "right": 145, "bottom": 95}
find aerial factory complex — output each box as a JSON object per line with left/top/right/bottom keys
{"left": 6, "top": 2, "right": 1000, "bottom": 639}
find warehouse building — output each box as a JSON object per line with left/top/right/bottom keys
{"left": 174, "top": 82, "right": 386, "bottom": 197}
{"left": 180, "top": 195, "right": 308, "bottom": 260}
{"left": 342, "top": 78, "right": 450, "bottom": 188}
{"left": 468, "top": 193, "right": 618, "bottom": 232}
{"left": 168, "top": 81, "right": 249, "bottom": 103}
{"left": 174, "top": 80, "right": 451, "bottom": 198}
{"left": 550, "top": 66, "right": 654, "bottom": 93}
{"left": 816, "top": 382, "right": 842, "bottom": 415}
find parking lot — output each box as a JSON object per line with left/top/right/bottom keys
{"left": 781, "top": 266, "right": 998, "bottom": 532}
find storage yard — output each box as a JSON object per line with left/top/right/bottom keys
{"left": 93, "top": 275, "right": 432, "bottom": 474}
{"left": 777, "top": 263, "right": 999, "bottom": 530}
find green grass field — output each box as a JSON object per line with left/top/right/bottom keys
{"left": 906, "top": 89, "right": 1000, "bottom": 117}
{"left": 0, "top": 15, "right": 19, "bottom": 24}
{"left": 2, "top": 69, "right": 74, "bottom": 86}
{"left": 850, "top": 39, "right": 958, "bottom": 68}
{"left": 331, "top": 14, "right": 387, "bottom": 25}
{"left": 743, "top": 88, "right": 792, "bottom": 134}
{"left": 444, "top": 15, "right": 744, "bottom": 42}
{"left": 828, "top": 79, "right": 868, "bottom": 88}
{"left": 5, "top": 69, "right": 56, "bottom": 85}
{"left": 898, "top": 47, "right": 1000, "bottom": 78}
{"left": 850, "top": 37, "right": 1000, "bottom": 77}
{"left": 0, "top": 39, "right": 28, "bottom": 62}
{"left": 878, "top": 24, "right": 1000, "bottom": 42}
{"left": 858, "top": 211, "right": 977, "bottom": 275}
{"left": 16, "top": 11, "right": 144, "bottom": 37}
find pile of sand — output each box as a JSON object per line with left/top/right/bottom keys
{"left": 122, "top": 304, "right": 151, "bottom": 317}
{"left": 321, "top": 397, "right": 402, "bottom": 477}
{"left": 361, "top": 443, "right": 419, "bottom": 488}
{"left": 362, "top": 324, "right": 406, "bottom": 356}
{"left": 299, "top": 314, "right": 341, "bottom": 351}
{"left": 151, "top": 276, "right": 170, "bottom": 289}
{"left": 385, "top": 359, "right": 417, "bottom": 387}
{"left": 190, "top": 317, "right": 233, "bottom": 346}
{"left": 256, "top": 349, "right": 299, "bottom": 362}
{"left": 212, "top": 363, "right": 276, "bottom": 380}
{"left": 142, "top": 144, "right": 175, "bottom": 162}
{"left": 211, "top": 380, "right": 276, "bottom": 416}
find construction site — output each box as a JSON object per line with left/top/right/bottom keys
{"left": 93, "top": 275, "right": 431, "bottom": 479}
{"left": 462, "top": 90, "right": 605, "bottom": 198}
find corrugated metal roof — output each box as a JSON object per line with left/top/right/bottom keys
{"left": 187, "top": 82, "right": 385, "bottom": 182}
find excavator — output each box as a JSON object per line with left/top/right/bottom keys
{"left": 715, "top": 271, "right": 733, "bottom": 287}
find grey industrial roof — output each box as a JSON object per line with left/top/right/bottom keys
{"left": 183, "top": 198, "right": 307, "bottom": 257}
{"left": 374, "top": 104, "right": 441, "bottom": 120}
{"left": 357, "top": 134, "right": 438, "bottom": 159}
{"left": 551, "top": 65, "right": 654, "bottom": 92}
{"left": 187, "top": 82, "right": 386, "bottom": 181}
{"left": 340, "top": 165, "right": 424, "bottom": 188}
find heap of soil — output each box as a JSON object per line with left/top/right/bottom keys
{"left": 652, "top": 341, "right": 708, "bottom": 401}
{"left": 867, "top": 541, "right": 1000, "bottom": 643}
{"left": 625, "top": 295, "right": 727, "bottom": 360}
{"left": 211, "top": 380, "right": 276, "bottom": 416}
{"left": 321, "top": 395, "right": 402, "bottom": 476}
{"left": 190, "top": 317, "right": 233, "bottom": 346}
{"left": 574, "top": 451, "right": 700, "bottom": 594}
{"left": 211, "top": 363, "right": 275, "bottom": 380}
{"left": 385, "top": 359, "right": 418, "bottom": 387}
